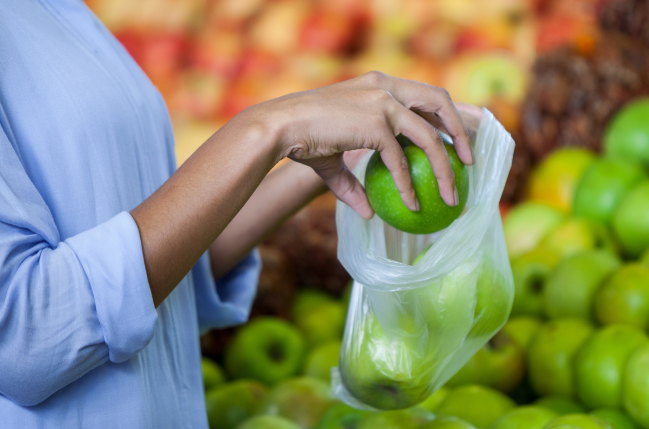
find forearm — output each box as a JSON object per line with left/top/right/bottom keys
{"left": 209, "top": 160, "right": 327, "bottom": 279}
{"left": 131, "top": 112, "right": 280, "bottom": 307}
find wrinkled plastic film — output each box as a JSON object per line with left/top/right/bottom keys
{"left": 332, "top": 109, "right": 515, "bottom": 411}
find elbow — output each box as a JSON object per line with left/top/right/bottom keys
{"left": 1, "top": 380, "right": 57, "bottom": 407}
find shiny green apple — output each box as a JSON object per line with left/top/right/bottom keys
{"left": 534, "top": 397, "right": 586, "bottom": 415}
{"left": 594, "top": 264, "right": 649, "bottom": 330}
{"left": 490, "top": 406, "right": 558, "bottom": 429}
{"left": 202, "top": 357, "right": 226, "bottom": 392}
{"left": 545, "top": 414, "right": 613, "bottom": 429}
{"left": 528, "top": 319, "right": 594, "bottom": 398}
{"left": 612, "top": 182, "right": 649, "bottom": 258}
{"left": 314, "top": 402, "right": 370, "bottom": 429}
{"left": 446, "top": 329, "right": 524, "bottom": 393}
{"left": 420, "top": 416, "right": 476, "bottom": 429}
{"left": 236, "top": 416, "right": 299, "bottom": 429}
{"left": 604, "top": 98, "right": 649, "bottom": 168}
{"left": 205, "top": 380, "right": 267, "bottom": 429}
{"left": 417, "top": 387, "right": 451, "bottom": 413}
{"left": 225, "top": 317, "right": 306, "bottom": 385}
{"left": 501, "top": 316, "right": 543, "bottom": 351}
{"left": 364, "top": 136, "right": 469, "bottom": 234}
{"left": 575, "top": 324, "right": 649, "bottom": 409}
{"left": 642, "top": 248, "right": 649, "bottom": 268}
{"left": 539, "top": 218, "right": 605, "bottom": 259}
{"left": 292, "top": 289, "right": 336, "bottom": 323}
{"left": 260, "top": 377, "right": 335, "bottom": 429}
{"left": 543, "top": 250, "right": 620, "bottom": 321}
{"left": 590, "top": 408, "right": 639, "bottom": 429}
{"left": 303, "top": 341, "right": 341, "bottom": 383}
{"left": 295, "top": 301, "right": 345, "bottom": 349}
{"left": 436, "top": 385, "right": 516, "bottom": 429}
{"left": 528, "top": 148, "right": 596, "bottom": 213}
{"left": 573, "top": 158, "right": 647, "bottom": 225}
{"left": 339, "top": 268, "right": 477, "bottom": 409}
{"left": 503, "top": 202, "right": 565, "bottom": 260}
{"left": 511, "top": 248, "right": 562, "bottom": 317}
{"left": 622, "top": 344, "right": 649, "bottom": 428}
{"left": 356, "top": 407, "right": 435, "bottom": 429}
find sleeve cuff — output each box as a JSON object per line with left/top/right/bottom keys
{"left": 66, "top": 211, "right": 157, "bottom": 363}
{"left": 193, "top": 248, "right": 261, "bottom": 334}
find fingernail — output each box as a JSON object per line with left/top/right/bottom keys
{"left": 414, "top": 199, "right": 420, "bottom": 212}
{"left": 453, "top": 187, "right": 459, "bottom": 206}
{"left": 470, "top": 148, "right": 476, "bottom": 165}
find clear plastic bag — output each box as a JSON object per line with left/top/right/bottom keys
{"left": 331, "top": 109, "right": 516, "bottom": 411}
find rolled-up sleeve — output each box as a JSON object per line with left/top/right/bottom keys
{"left": 0, "top": 122, "right": 157, "bottom": 406}
{"left": 193, "top": 249, "right": 261, "bottom": 334}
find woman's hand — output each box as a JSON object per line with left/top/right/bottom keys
{"left": 133, "top": 71, "right": 481, "bottom": 306}
{"left": 247, "top": 71, "right": 476, "bottom": 219}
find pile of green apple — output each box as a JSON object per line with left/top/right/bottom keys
{"left": 501, "top": 101, "right": 649, "bottom": 327}
{"left": 198, "top": 99, "right": 649, "bottom": 429}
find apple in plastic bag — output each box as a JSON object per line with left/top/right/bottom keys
{"left": 364, "top": 135, "right": 470, "bottom": 235}
{"left": 339, "top": 266, "right": 478, "bottom": 410}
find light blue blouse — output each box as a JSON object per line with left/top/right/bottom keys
{"left": 0, "top": 0, "right": 261, "bottom": 427}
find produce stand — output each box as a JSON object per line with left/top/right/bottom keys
{"left": 88, "top": 0, "right": 649, "bottom": 428}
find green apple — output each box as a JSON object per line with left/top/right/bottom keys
{"left": 314, "top": 403, "right": 370, "bottom": 429}
{"left": 539, "top": 218, "right": 610, "bottom": 259}
{"left": 444, "top": 53, "right": 527, "bottom": 106}
{"left": 295, "top": 301, "right": 345, "bottom": 349}
{"left": 575, "top": 324, "right": 649, "bottom": 409}
{"left": 260, "top": 377, "right": 335, "bottom": 429}
{"left": 303, "top": 341, "right": 341, "bottom": 383}
{"left": 528, "top": 319, "right": 594, "bottom": 398}
{"left": 339, "top": 268, "right": 478, "bottom": 409}
{"left": 594, "top": 264, "right": 649, "bottom": 329}
{"left": 642, "top": 248, "right": 649, "bottom": 268}
{"left": 534, "top": 397, "right": 586, "bottom": 415}
{"left": 590, "top": 409, "right": 639, "bottom": 429}
{"left": 364, "top": 136, "right": 470, "bottom": 234}
{"left": 543, "top": 250, "right": 621, "bottom": 321}
{"left": 225, "top": 317, "right": 306, "bottom": 385}
{"left": 236, "top": 415, "right": 299, "bottom": 429}
{"left": 545, "top": 414, "right": 613, "bottom": 429}
{"left": 528, "top": 148, "right": 596, "bottom": 213}
{"left": 544, "top": 424, "right": 582, "bottom": 429}
{"left": 356, "top": 407, "right": 435, "bottom": 429}
{"left": 205, "top": 380, "right": 267, "bottom": 429}
{"left": 604, "top": 98, "right": 649, "bottom": 168}
{"left": 446, "top": 330, "right": 524, "bottom": 393}
{"left": 202, "top": 357, "right": 226, "bottom": 392}
{"left": 503, "top": 202, "right": 565, "bottom": 260}
{"left": 511, "top": 248, "right": 562, "bottom": 317}
{"left": 420, "top": 416, "right": 476, "bottom": 429}
{"left": 292, "top": 289, "right": 336, "bottom": 323}
{"left": 573, "top": 158, "right": 647, "bottom": 225}
{"left": 622, "top": 344, "right": 649, "bottom": 428}
{"left": 417, "top": 387, "right": 450, "bottom": 413}
{"left": 612, "top": 181, "right": 649, "bottom": 258}
{"left": 501, "top": 316, "right": 543, "bottom": 351}
{"left": 434, "top": 248, "right": 514, "bottom": 390}
{"left": 436, "top": 385, "right": 516, "bottom": 428}
{"left": 338, "top": 310, "right": 441, "bottom": 410}
{"left": 490, "top": 406, "right": 559, "bottom": 429}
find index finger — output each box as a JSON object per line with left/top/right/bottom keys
{"left": 371, "top": 74, "right": 475, "bottom": 166}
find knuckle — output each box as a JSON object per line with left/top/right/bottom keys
{"left": 367, "top": 88, "right": 393, "bottom": 104}
{"left": 435, "top": 87, "right": 452, "bottom": 102}
{"left": 362, "top": 70, "right": 386, "bottom": 87}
